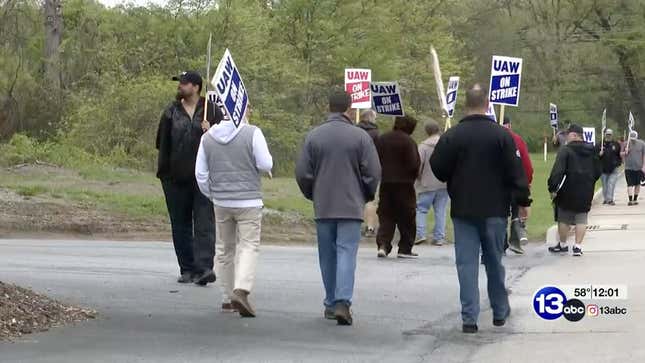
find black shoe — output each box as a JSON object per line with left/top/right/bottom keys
{"left": 334, "top": 302, "right": 353, "bottom": 326}
{"left": 608, "top": 201, "right": 616, "bottom": 206}
{"left": 462, "top": 324, "right": 478, "bottom": 333}
{"left": 194, "top": 270, "right": 217, "bottom": 286}
{"left": 397, "top": 252, "right": 419, "bottom": 259}
{"left": 548, "top": 244, "right": 569, "bottom": 253}
{"left": 509, "top": 240, "right": 525, "bottom": 255}
{"left": 628, "top": 201, "right": 635, "bottom": 206}
{"left": 414, "top": 236, "right": 427, "bottom": 245}
{"left": 602, "top": 201, "right": 608, "bottom": 205}
{"left": 494, "top": 308, "right": 511, "bottom": 327}
{"left": 572, "top": 246, "right": 583, "bottom": 257}
{"left": 324, "top": 307, "right": 336, "bottom": 320}
{"left": 177, "top": 272, "right": 194, "bottom": 283}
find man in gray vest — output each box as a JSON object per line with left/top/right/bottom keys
{"left": 195, "top": 116, "right": 273, "bottom": 318}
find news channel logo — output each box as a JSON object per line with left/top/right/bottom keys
{"left": 532, "top": 286, "right": 625, "bottom": 322}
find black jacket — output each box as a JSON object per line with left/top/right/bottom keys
{"left": 548, "top": 141, "right": 602, "bottom": 213}
{"left": 430, "top": 115, "right": 531, "bottom": 219}
{"left": 156, "top": 97, "right": 223, "bottom": 182}
{"left": 358, "top": 121, "right": 379, "bottom": 145}
{"left": 599, "top": 140, "right": 622, "bottom": 174}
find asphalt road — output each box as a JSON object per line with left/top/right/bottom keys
{"left": 0, "top": 238, "right": 548, "bottom": 363}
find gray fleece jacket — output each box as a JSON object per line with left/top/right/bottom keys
{"left": 415, "top": 135, "right": 447, "bottom": 193}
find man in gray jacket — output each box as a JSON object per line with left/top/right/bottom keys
{"left": 415, "top": 120, "right": 449, "bottom": 246}
{"left": 295, "top": 90, "right": 381, "bottom": 326}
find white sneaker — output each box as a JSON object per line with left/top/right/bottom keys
{"left": 431, "top": 239, "right": 445, "bottom": 246}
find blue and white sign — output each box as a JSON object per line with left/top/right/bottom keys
{"left": 445, "top": 76, "right": 459, "bottom": 118}
{"left": 485, "top": 103, "right": 497, "bottom": 122}
{"left": 371, "top": 81, "right": 404, "bottom": 116}
{"left": 211, "top": 49, "right": 248, "bottom": 127}
{"left": 489, "top": 55, "right": 523, "bottom": 107}
{"left": 550, "top": 103, "right": 558, "bottom": 129}
{"left": 583, "top": 127, "right": 596, "bottom": 145}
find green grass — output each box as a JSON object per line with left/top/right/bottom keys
{"left": 418, "top": 153, "right": 555, "bottom": 242}
{"left": 0, "top": 152, "right": 559, "bottom": 240}
{"left": 262, "top": 177, "right": 314, "bottom": 218}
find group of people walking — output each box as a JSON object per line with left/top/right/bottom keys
{"left": 548, "top": 125, "right": 645, "bottom": 257}
{"left": 155, "top": 70, "right": 640, "bottom": 334}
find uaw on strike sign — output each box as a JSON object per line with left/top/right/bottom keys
{"left": 345, "top": 68, "right": 372, "bottom": 109}
{"left": 489, "top": 55, "right": 523, "bottom": 107}
{"left": 211, "top": 49, "right": 248, "bottom": 127}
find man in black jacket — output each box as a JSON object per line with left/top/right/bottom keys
{"left": 156, "top": 71, "right": 222, "bottom": 285}
{"left": 598, "top": 129, "right": 622, "bottom": 205}
{"left": 430, "top": 84, "right": 531, "bottom": 334}
{"left": 548, "top": 124, "right": 602, "bottom": 257}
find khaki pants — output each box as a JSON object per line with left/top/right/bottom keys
{"left": 214, "top": 206, "right": 262, "bottom": 303}
{"left": 364, "top": 201, "right": 378, "bottom": 229}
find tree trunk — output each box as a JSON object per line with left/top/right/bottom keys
{"left": 43, "top": 0, "right": 62, "bottom": 92}
{"left": 616, "top": 49, "right": 645, "bottom": 128}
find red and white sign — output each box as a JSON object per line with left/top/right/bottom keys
{"left": 344, "top": 68, "right": 372, "bottom": 109}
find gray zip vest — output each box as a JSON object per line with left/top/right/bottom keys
{"left": 202, "top": 125, "right": 262, "bottom": 201}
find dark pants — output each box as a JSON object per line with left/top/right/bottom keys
{"left": 161, "top": 179, "right": 216, "bottom": 275}
{"left": 376, "top": 182, "right": 416, "bottom": 254}
{"left": 504, "top": 203, "right": 520, "bottom": 250}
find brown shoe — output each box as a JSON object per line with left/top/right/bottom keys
{"left": 334, "top": 302, "right": 353, "bottom": 326}
{"left": 232, "top": 289, "right": 256, "bottom": 318}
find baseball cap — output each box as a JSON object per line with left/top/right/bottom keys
{"left": 605, "top": 128, "right": 614, "bottom": 135}
{"left": 567, "top": 124, "right": 584, "bottom": 135}
{"left": 172, "top": 71, "right": 203, "bottom": 89}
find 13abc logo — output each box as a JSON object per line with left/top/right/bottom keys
{"left": 533, "top": 286, "right": 586, "bottom": 322}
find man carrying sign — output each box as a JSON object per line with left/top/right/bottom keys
{"left": 621, "top": 131, "right": 645, "bottom": 206}
{"left": 156, "top": 71, "right": 223, "bottom": 285}
{"left": 598, "top": 129, "right": 622, "bottom": 205}
{"left": 548, "top": 124, "right": 602, "bottom": 257}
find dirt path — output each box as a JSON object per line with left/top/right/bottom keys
{"left": 0, "top": 165, "right": 315, "bottom": 243}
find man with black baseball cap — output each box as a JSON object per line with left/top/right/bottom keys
{"left": 548, "top": 124, "right": 602, "bottom": 257}
{"left": 156, "top": 71, "right": 223, "bottom": 285}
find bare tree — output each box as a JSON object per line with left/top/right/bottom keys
{"left": 43, "top": 0, "right": 62, "bottom": 92}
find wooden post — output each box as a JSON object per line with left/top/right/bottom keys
{"left": 355, "top": 108, "right": 360, "bottom": 124}
{"left": 544, "top": 137, "right": 548, "bottom": 162}
{"left": 444, "top": 117, "right": 451, "bottom": 132}
{"left": 498, "top": 105, "right": 505, "bottom": 125}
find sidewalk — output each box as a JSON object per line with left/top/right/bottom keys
{"left": 475, "top": 177, "right": 645, "bottom": 362}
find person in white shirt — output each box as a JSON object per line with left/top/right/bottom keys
{"left": 196, "top": 119, "right": 273, "bottom": 317}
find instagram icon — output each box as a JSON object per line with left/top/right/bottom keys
{"left": 587, "top": 304, "right": 599, "bottom": 317}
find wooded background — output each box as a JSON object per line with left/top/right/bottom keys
{"left": 1, "top": 0, "right": 643, "bottom": 175}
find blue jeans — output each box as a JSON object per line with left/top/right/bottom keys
{"left": 416, "top": 189, "right": 449, "bottom": 241}
{"left": 315, "top": 219, "right": 362, "bottom": 307}
{"left": 452, "top": 217, "right": 509, "bottom": 325}
{"left": 601, "top": 170, "right": 619, "bottom": 202}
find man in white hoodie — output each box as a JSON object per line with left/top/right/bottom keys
{"left": 195, "top": 117, "right": 273, "bottom": 318}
